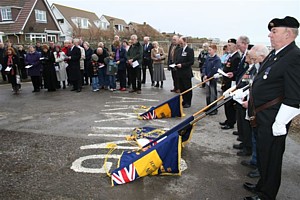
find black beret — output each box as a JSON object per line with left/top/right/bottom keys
{"left": 228, "top": 38, "right": 236, "bottom": 44}
{"left": 268, "top": 16, "right": 299, "bottom": 31}
{"left": 248, "top": 44, "right": 254, "bottom": 50}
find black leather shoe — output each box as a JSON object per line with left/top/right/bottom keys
{"left": 232, "top": 131, "right": 239, "bottom": 135}
{"left": 243, "top": 195, "right": 261, "bottom": 200}
{"left": 219, "top": 121, "right": 227, "bottom": 126}
{"left": 183, "top": 104, "right": 191, "bottom": 108}
{"left": 247, "top": 168, "right": 260, "bottom": 178}
{"left": 221, "top": 125, "right": 234, "bottom": 130}
{"left": 71, "top": 88, "right": 76, "bottom": 91}
{"left": 237, "top": 150, "right": 252, "bottom": 156}
{"left": 129, "top": 89, "right": 136, "bottom": 93}
{"left": 237, "top": 137, "right": 242, "bottom": 141}
{"left": 243, "top": 182, "right": 258, "bottom": 193}
{"left": 76, "top": 89, "right": 81, "bottom": 92}
{"left": 241, "top": 160, "right": 256, "bottom": 169}
{"left": 233, "top": 143, "right": 243, "bottom": 150}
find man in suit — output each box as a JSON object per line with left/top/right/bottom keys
{"left": 220, "top": 39, "right": 241, "bottom": 129}
{"left": 175, "top": 36, "right": 194, "bottom": 108}
{"left": 67, "top": 39, "right": 82, "bottom": 92}
{"left": 142, "top": 36, "right": 154, "bottom": 85}
{"left": 167, "top": 35, "right": 181, "bottom": 93}
{"left": 127, "top": 34, "right": 143, "bottom": 94}
{"left": 233, "top": 36, "right": 253, "bottom": 156}
{"left": 243, "top": 16, "right": 300, "bottom": 200}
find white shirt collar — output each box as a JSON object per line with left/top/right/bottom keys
{"left": 275, "top": 45, "right": 288, "bottom": 55}
{"left": 182, "top": 44, "right": 188, "bottom": 52}
{"left": 230, "top": 51, "right": 238, "bottom": 57}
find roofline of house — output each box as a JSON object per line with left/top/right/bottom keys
{"left": 51, "top": 3, "right": 73, "bottom": 35}
{"left": 52, "top": 3, "right": 99, "bottom": 16}
{"left": 20, "top": 0, "right": 38, "bottom": 31}
{"left": 44, "top": 0, "right": 63, "bottom": 33}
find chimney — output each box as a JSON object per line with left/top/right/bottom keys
{"left": 143, "top": 22, "right": 146, "bottom": 26}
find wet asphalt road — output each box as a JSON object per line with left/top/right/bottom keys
{"left": 0, "top": 71, "right": 299, "bottom": 200}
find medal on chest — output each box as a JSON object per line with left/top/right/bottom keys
{"left": 263, "top": 66, "right": 271, "bottom": 80}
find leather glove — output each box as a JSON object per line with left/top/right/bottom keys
{"left": 272, "top": 104, "right": 300, "bottom": 136}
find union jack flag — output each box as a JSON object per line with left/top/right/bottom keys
{"left": 112, "top": 163, "right": 138, "bottom": 185}
{"left": 141, "top": 110, "right": 157, "bottom": 120}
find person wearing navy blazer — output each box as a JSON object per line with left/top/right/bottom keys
{"left": 175, "top": 37, "right": 194, "bottom": 108}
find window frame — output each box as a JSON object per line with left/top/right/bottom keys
{"left": 35, "top": 9, "right": 47, "bottom": 23}
{"left": 1, "top": 7, "right": 12, "bottom": 21}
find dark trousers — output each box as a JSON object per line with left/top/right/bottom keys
{"left": 236, "top": 104, "right": 252, "bottom": 151}
{"left": 205, "top": 79, "right": 217, "bottom": 108}
{"left": 118, "top": 69, "right": 127, "bottom": 89}
{"left": 171, "top": 69, "right": 179, "bottom": 90}
{"left": 142, "top": 59, "right": 153, "bottom": 83}
{"left": 224, "top": 99, "right": 236, "bottom": 126}
{"left": 72, "top": 80, "right": 80, "bottom": 90}
{"left": 7, "top": 74, "right": 20, "bottom": 91}
{"left": 1, "top": 70, "right": 7, "bottom": 81}
{"left": 126, "top": 63, "right": 132, "bottom": 87}
{"left": 31, "top": 76, "right": 41, "bottom": 91}
{"left": 178, "top": 76, "right": 192, "bottom": 105}
{"left": 256, "top": 124, "right": 288, "bottom": 200}
{"left": 131, "top": 67, "right": 141, "bottom": 91}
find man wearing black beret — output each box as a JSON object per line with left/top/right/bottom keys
{"left": 243, "top": 16, "right": 300, "bottom": 200}
{"left": 220, "top": 38, "right": 241, "bottom": 129}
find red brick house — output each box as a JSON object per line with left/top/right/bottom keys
{"left": 0, "top": 0, "right": 62, "bottom": 44}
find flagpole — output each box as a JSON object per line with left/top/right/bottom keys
{"left": 191, "top": 84, "right": 250, "bottom": 125}
{"left": 192, "top": 95, "right": 225, "bottom": 117}
{"left": 180, "top": 76, "right": 214, "bottom": 95}
{"left": 192, "top": 84, "right": 238, "bottom": 117}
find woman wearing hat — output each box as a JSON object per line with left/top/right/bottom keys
{"left": 53, "top": 45, "right": 68, "bottom": 89}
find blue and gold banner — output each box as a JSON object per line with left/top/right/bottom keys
{"left": 111, "top": 132, "right": 181, "bottom": 186}
{"left": 139, "top": 95, "right": 183, "bottom": 120}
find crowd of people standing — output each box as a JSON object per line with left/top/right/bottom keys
{"left": 1, "top": 15, "right": 300, "bottom": 200}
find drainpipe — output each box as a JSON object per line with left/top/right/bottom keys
{"left": 14, "top": 33, "right": 20, "bottom": 44}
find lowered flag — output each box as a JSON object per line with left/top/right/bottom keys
{"left": 111, "top": 133, "right": 182, "bottom": 186}
{"left": 129, "top": 116, "right": 196, "bottom": 147}
{"left": 139, "top": 95, "right": 183, "bottom": 120}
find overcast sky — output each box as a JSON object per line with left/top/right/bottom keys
{"left": 47, "top": 0, "right": 300, "bottom": 45}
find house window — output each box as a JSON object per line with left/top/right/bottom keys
{"left": 35, "top": 9, "right": 47, "bottom": 22}
{"left": 25, "top": 33, "right": 47, "bottom": 42}
{"left": 47, "top": 35, "right": 56, "bottom": 43}
{"left": 100, "top": 22, "right": 107, "bottom": 29}
{"left": 72, "top": 17, "right": 89, "bottom": 29}
{"left": 1, "top": 8, "right": 12, "bottom": 20}
{"left": 81, "top": 18, "right": 88, "bottom": 28}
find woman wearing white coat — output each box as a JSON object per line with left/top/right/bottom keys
{"left": 53, "top": 46, "right": 68, "bottom": 89}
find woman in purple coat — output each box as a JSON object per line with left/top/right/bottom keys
{"left": 25, "top": 45, "right": 42, "bottom": 92}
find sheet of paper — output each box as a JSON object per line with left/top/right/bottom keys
{"left": 217, "top": 68, "right": 229, "bottom": 77}
{"left": 25, "top": 65, "right": 32, "bottom": 69}
{"left": 98, "top": 64, "right": 105, "bottom": 68}
{"left": 5, "top": 67, "right": 12, "bottom": 72}
{"left": 169, "top": 64, "right": 176, "bottom": 68}
{"left": 132, "top": 60, "right": 139, "bottom": 68}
